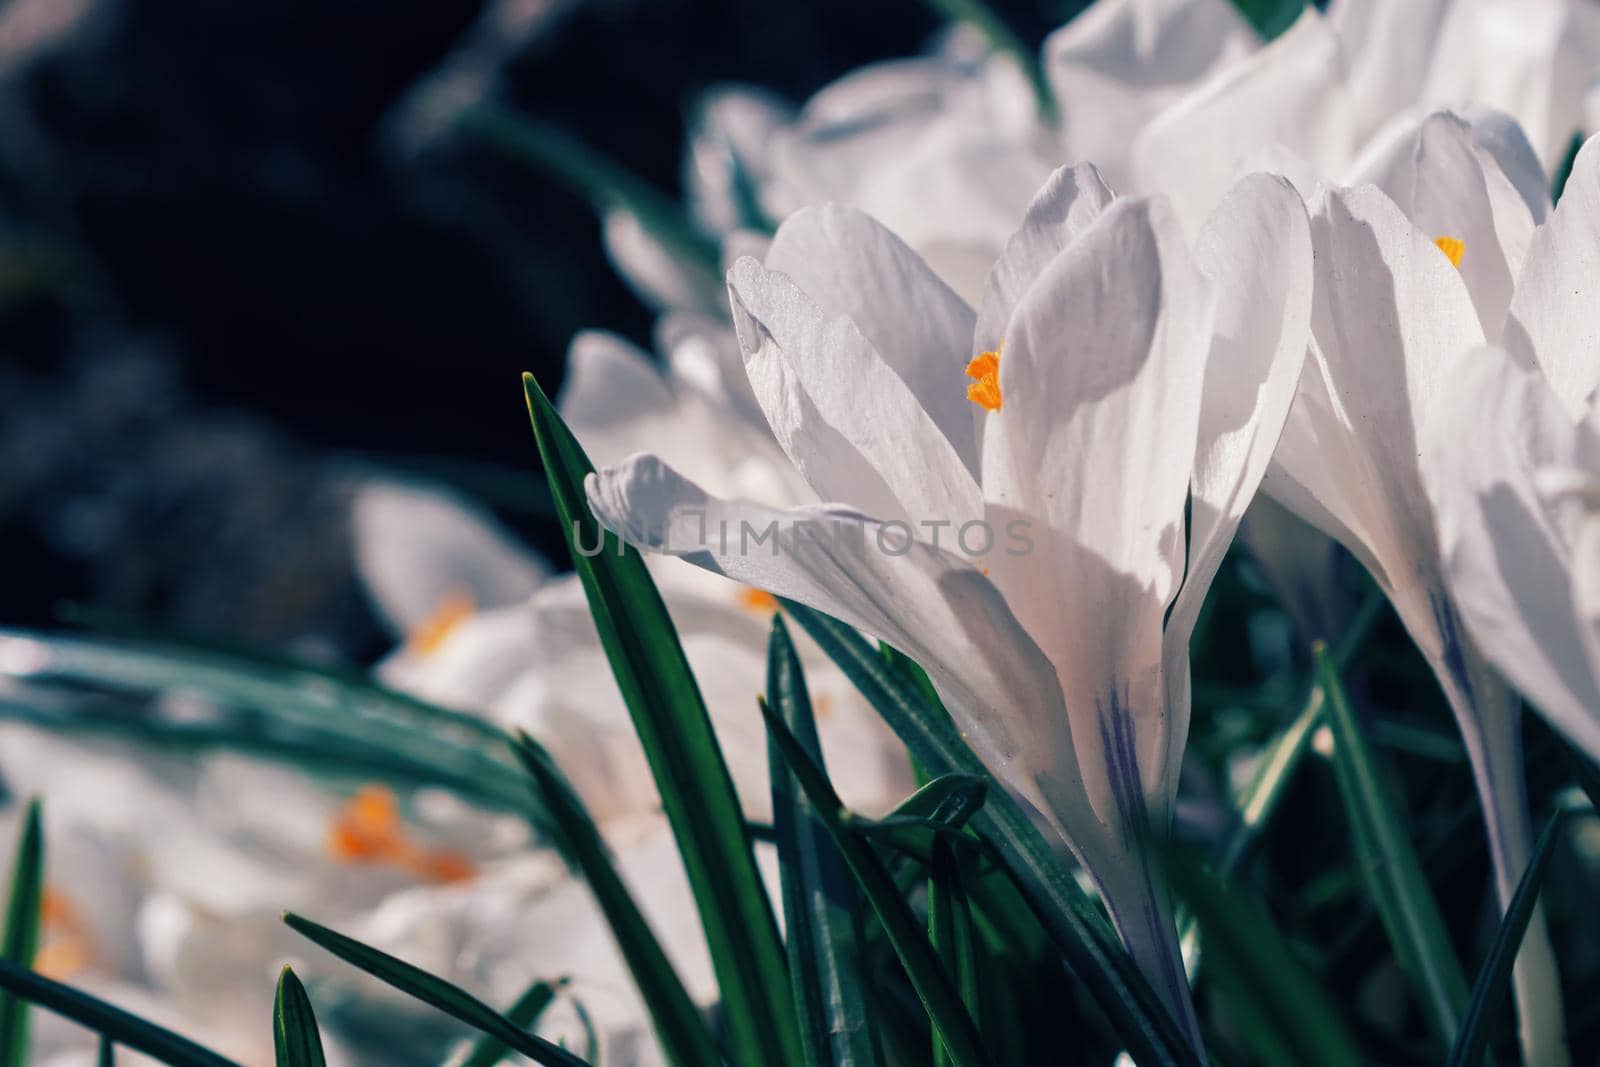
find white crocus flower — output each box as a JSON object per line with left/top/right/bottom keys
{"left": 1261, "top": 169, "right": 1577, "bottom": 1063}
{"left": 1133, "top": 0, "right": 1600, "bottom": 232}
{"left": 586, "top": 165, "right": 1314, "bottom": 1045}
{"left": 1420, "top": 135, "right": 1600, "bottom": 762}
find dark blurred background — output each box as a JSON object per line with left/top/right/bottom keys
{"left": 0, "top": 0, "right": 1071, "bottom": 657}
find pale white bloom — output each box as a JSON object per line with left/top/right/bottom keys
{"left": 1133, "top": 0, "right": 1600, "bottom": 231}
{"left": 1421, "top": 135, "right": 1600, "bottom": 762}
{"left": 586, "top": 165, "right": 1314, "bottom": 1044}
{"left": 1258, "top": 131, "right": 1597, "bottom": 1058}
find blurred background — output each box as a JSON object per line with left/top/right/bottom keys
{"left": 0, "top": 0, "right": 1080, "bottom": 660}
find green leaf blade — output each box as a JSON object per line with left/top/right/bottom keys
{"left": 283, "top": 913, "right": 589, "bottom": 1067}
{"left": 1314, "top": 643, "right": 1471, "bottom": 1049}
{"left": 0, "top": 959, "right": 238, "bottom": 1067}
{"left": 459, "top": 980, "right": 564, "bottom": 1067}
{"left": 273, "top": 968, "right": 327, "bottom": 1067}
{"left": 510, "top": 736, "right": 720, "bottom": 1067}
{"left": 767, "top": 617, "right": 881, "bottom": 1067}
{"left": 523, "top": 373, "right": 802, "bottom": 1067}
{"left": 1167, "top": 850, "right": 1363, "bottom": 1067}
{"left": 1448, "top": 813, "right": 1567, "bottom": 1067}
{"left": 760, "top": 699, "right": 992, "bottom": 1067}
{"left": 0, "top": 798, "right": 43, "bottom": 1067}
{"left": 782, "top": 600, "right": 1200, "bottom": 1067}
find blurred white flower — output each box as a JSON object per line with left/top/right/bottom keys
{"left": 1134, "top": 0, "right": 1600, "bottom": 231}
{"left": 587, "top": 165, "right": 1313, "bottom": 1047}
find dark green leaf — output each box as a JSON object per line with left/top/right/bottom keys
{"left": 768, "top": 617, "right": 880, "bottom": 1067}
{"left": 283, "top": 913, "right": 589, "bottom": 1067}
{"left": 848, "top": 776, "right": 989, "bottom": 863}
{"left": 1230, "top": 0, "right": 1305, "bottom": 39}
{"left": 0, "top": 959, "right": 237, "bottom": 1067}
{"left": 0, "top": 798, "right": 43, "bottom": 1067}
{"left": 928, "top": 838, "right": 981, "bottom": 1067}
{"left": 1448, "top": 814, "right": 1567, "bottom": 1067}
{"left": 99, "top": 1036, "right": 113, "bottom": 1067}
{"left": 1166, "top": 849, "right": 1363, "bottom": 1067}
{"left": 760, "top": 698, "right": 993, "bottom": 1067}
{"left": 459, "top": 979, "right": 564, "bottom": 1067}
{"left": 510, "top": 736, "right": 720, "bottom": 1067}
{"left": 782, "top": 600, "right": 1201, "bottom": 1067}
{"left": 1315, "top": 642, "right": 1470, "bottom": 1048}
{"left": 524, "top": 372, "right": 802, "bottom": 1067}
{"left": 1553, "top": 131, "right": 1586, "bottom": 203}
{"left": 273, "top": 968, "right": 326, "bottom": 1067}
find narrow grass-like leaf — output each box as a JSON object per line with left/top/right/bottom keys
{"left": 1230, "top": 0, "right": 1305, "bottom": 39}
{"left": 848, "top": 776, "right": 989, "bottom": 863}
{"left": 919, "top": 0, "right": 1055, "bottom": 119}
{"left": 1553, "top": 131, "right": 1585, "bottom": 203}
{"left": 510, "top": 736, "right": 719, "bottom": 1067}
{"left": 1166, "top": 849, "right": 1362, "bottom": 1067}
{"left": 0, "top": 798, "right": 43, "bottom": 1067}
{"left": 459, "top": 979, "right": 564, "bottom": 1067}
{"left": 1448, "top": 814, "right": 1567, "bottom": 1067}
{"left": 524, "top": 372, "right": 802, "bottom": 1067}
{"left": 761, "top": 698, "right": 993, "bottom": 1067}
{"left": 768, "top": 617, "right": 880, "bottom": 1067}
{"left": 1560, "top": 738, "right": 1600, "bottom": 814}
{"left": 283, "top": 914, "right": 589, "bottom": 1067}
{"left": 928, "top": 838, "right": 981, "bottom": 1067}
{"left": 783, "top": 600, "right": 1200, "bottom": 1067}
{"left": 99, "top": 1036, "right": 113, "bottom": 1067}
{"left": 273, "top": 968, "right": 326, "bottom": 1067}
{"left": 1315, "top": 642, "right": 1470, "bottom": 1048}
{"left": 0, "top": 959, "right": 237, "bottom": 1067}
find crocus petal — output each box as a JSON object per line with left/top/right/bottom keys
{"left": 726, "top": 256, "right": 984, "bottom": 527}
{"left": 762, "top": 205, "right": 982, "bottom": 473}
{"left": 685, "top": 85, "right": 790, "bottom": 236}
{"left": 1346, "top": 109, "right": 1538, "bottom": 340}
{"left": 1130, "top": 8, "right": 1354, "bottom": 233}
{"left": 1423, "top": 346, "right": 1600, "bottom": 759}
{"left": 974, "top": 162, "right": 1117, "bottom": 360}
{"left": 981, "top": 194, "right": 1213, "bottom": 808}
{"left": 600, "top": 208, "right": 724, "bottom": 316}
{"left": 584, "top": 454, "right": 1084, "bottom": 824}
{"left": 1160, "top": 173, "right": 1313, "bottom": 803}
{"left": 1266, "top": 183, "right": 1486, "bottom": 626}
{"left": 1045, "top": 0, "right": 1258, "bottom": 190}
{"left": 1506, "top": 134, "right": 1600, "bottom": 417}
{"left": 1327, "top": 0, "right": 1454, "bottom": 145}
{"left": 351, "top": 481, "right": 546, "bottom": 639}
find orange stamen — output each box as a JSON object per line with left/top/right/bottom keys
{"left": 37, "top": 887, "right": 91, "bottom": 979}
{"left": 739, "top": 587, "right": 778, "bottom": 613}
{"left": 327, "top": 785, "right": 475, "bottom": 884}
{"left": 1434, "top": 235, "right": 1465, "bottom": 269}
{"left": 965, "top": 350, "right": 1002, "bottom": 412}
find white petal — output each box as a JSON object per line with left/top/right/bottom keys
{"left": 1160, "top": 174, "right": 1313, "bottom": 801}
{"left": 1327, "top": 0, "right": 1454, "bottom": 143}
{"left": 762, "top": 205, "right": 982, "bottom": 472}
{"left": 1266, "top": 184, "right": 1486, "bottom": 612}
{"left": 1045, "top": 0, "right": 1258, "bottom": 190}
{"left": 350, "top": 481, "right": 545, "bottom": 638}
{"left": 974, "top": 162, "right": 1117, "bottom": 359}
{"left": 1130, "top": 9, "right": 1354, "bottom": 233}
{"left": 1346, "top": 109, "right": 1538, "bottom": 339}
{"left": 726, "top": 256, "right": 983, "bottom": 527}
{"left": 1422, "top": 346, "right": 1600, "bottom": 759}
{"left": 584, "top": 454, "right": 1084, "bottom": 824}
{"left": 981, "top": 195, "right": 1213, "bottom": 805}
{"left": 1506, "top": 134, "right": 1600, "bottom": 417}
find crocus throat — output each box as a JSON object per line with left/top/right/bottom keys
{"left": 407, "top": 589, "right": 475, "bottom": 656}
{"left": 1434, "top": 235, "right": 1465, "bottom": 269}
{"left": 327, "top": 785, "right": 475, "bottom": 883}
{"left": 966, "top": 349, "right": 1001, "bottom": 412}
